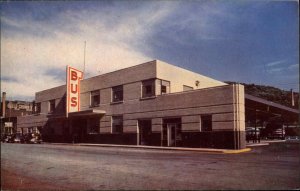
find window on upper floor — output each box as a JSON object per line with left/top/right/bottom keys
{"left": 142, "top": 79, "right": 155, "bottom": 98}
{"left": 35, "top": 102, "right": 41, "bottom": 114}
{"left": 112, "top": 85, "right": 123, "bottom": 103}
{"left": 91, "top": 90, "right": 100, "bottom": 107}
{"left": 200, "top": 115, "right": 212, "bottom": 132}
{"left": 49, "top": 99, "right": 55, "bottom": 113}
{"left": 112, "top": 115, "right": 123, "bottom": 133}
{"left": 183, "top": 85, "right": 193, "bottom": 91}
{"left": 160, "top": 80, "right": 170, "bottom": 94}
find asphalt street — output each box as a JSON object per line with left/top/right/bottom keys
{"left": 1, "top": 141, "right": 299, "bottom": 190}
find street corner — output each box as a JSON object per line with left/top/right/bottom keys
{"left": 222, "top": 148, "right": 252, "bottom": 154}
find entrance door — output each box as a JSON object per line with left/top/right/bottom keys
{"left": 167, "top": 123, "right": 176, "bottom": 147}
{"left": 162, "top": 118, "right": 182, "bottom": 147}
{"left": 138, "top": 120, "right": 152, "bottom": 145}
{"left": 71, "top": 119, "right": 87, "bottom": 143}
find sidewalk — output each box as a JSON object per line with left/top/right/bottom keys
{"left": 246, "top": 139, "right": 286, "bottom": 147}
{"left": 45, "top": 142, "right": 251, "bottom": 154}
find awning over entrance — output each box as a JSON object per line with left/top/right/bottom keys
{"left": 68, "top": 109, "right": 106, "bottom": 118}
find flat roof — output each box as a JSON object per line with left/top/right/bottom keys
{"left": 245, "top": 94, "right": 299, "bottom": 114}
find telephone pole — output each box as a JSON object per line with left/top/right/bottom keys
{"left": 83, "top": 41, "right": 86, "bottom": 78}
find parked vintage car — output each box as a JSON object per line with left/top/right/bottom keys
{"left": 285, "top": 136, "right": 299, "bottom": 141}
{"left": 1, "top": 134, "right": 7, "bottom": 142}
{"left": 24, "top": 133, "right": 42, "bottom": 144}
{"left": 246, "top": 127, "right": 261, "bottom": 143}
{"left": 30, "top": 137, "right": 42, "bottom": 144}
{"left": 1, "top": 133, "right": 42, "bottom": 144}
{"left": 14, "top": 133, "right": 25, "bottom": 143}
{"left": 4, "top": 134, "right": 15, "bottom": 143}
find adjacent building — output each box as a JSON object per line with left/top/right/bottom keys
{"left": 1, "top": 92, "right": 33, "bottom": 135}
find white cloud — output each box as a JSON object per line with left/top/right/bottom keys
{"left": 267, "top": 67, "right": 284, "bottom": 73}
{"left": 1, "top": 2, "right": 177, "bottom": 100}
{"left": 288, "top": 64, "right": 299, "bottom": 70}
{"left": 266, "top": 60, "right": 286, "bottom": 67}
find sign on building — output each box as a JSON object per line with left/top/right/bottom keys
{"left": 66, "top": 66, "right": 83, "bottom": 116}
{"left": 4, "top": 122, "right": 13, "bottom": 127}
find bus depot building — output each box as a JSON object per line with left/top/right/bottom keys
{"left": 17, "top": 60, "right": 298, "bottom": 150}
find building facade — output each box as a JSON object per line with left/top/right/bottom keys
{"left": 1, "top": 92, "right": 34, "bottom": 135}
{"left": 18, "top": 60, "right": 246, "bottom": 149}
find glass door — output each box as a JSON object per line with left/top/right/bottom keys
{"left": 167, "top": 123, "right": 176, "bottom": 147}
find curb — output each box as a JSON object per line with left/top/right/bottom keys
{"left": 246, "top": 140, "right": 287, "bottom": 147}
{"left": 264, "top": 140, "right": 286, "bottom": 143}
{"left": 44, "top": 142, "right": 251, "bottom": 154}
{"left": 222, "top": 148, "right": 251, "bottom": 154}
{"left": 246, "top": 143, "right": 269, "bottom": 147}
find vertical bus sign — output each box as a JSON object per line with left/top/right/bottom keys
{"left": 66, "top": 66, "right": 83, "bottom": 117}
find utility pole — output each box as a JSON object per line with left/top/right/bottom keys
{"left": 83, "top": 41, "right": 86, "bottom": 79}
{"left": 291, "top": 89, "right": 295, "bottom": 107}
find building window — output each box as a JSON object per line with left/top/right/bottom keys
{"left": 112, "top": 86, "right": 123, "bottom": 102}
{"left": 161, "top": 80, "right": 170, "bottom": 94}
{"left": 32, "top": 127, "right": 38, "bottom": 134}
{"left": 112, "top": 116, "right": 123, "bottom": 133}
{"left": 62, "top": 96, "right": 66, "bottom": 112}
{"left": 49, "top": 100, "right": 55, "bottom": 113}
{"left": 161, "top": 85, "right": 167, "bottom": 94}
{"left": 28, "top": 127, "right": 33, "bottom": 133}
{"left": 91, "top": 90, "right": 100, "bottom": 107}
{"left": 183, "top": 85, "right": 193, "bottom": 91}
{"left": 142, "top": 79, "right": 155, "bottom": 98}
{"left": 201, "top": 115, "right": 212, "bottom": 131}
{"left": 36, "top": 102, "right": 41, "bottom": 113}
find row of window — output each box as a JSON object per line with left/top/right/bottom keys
{"left": 88, "top": 115, "right": 212, "bottom": 134}
{"left": 36, "top": 79, "right": 194, "bottom": 113}
{"left": 87, "top": 115, "right": 123, "bottom": 134}
{"left": 34, "top": 99, "right": 59, "bottom": 114}
{"left": 35, "top": 96, "right": 68, "bottom": 114}
{"left": 91, "top": 79, "right": 171, "bottom": 107}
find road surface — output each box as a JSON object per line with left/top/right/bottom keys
{"left": 1, "top": 142, "right": 299, "bottom": 190}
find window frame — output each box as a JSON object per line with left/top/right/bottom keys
{"left": 111, "top": 115, "right": 123, "bottom": 134}
{"left": 112, "top": 85, "right": 124, "bottom": 103}
{"left": 90, "top": 90, "right": 100, "bottom": 107}
{"left": 48, "top": 99, "right": 55, "bottom": 113}
{"left": 160, "top": 79, "right": 170, "bottom": 95}
{"left": 141, "top": 78, "right": 170, "bottom": 98}
{"left": 161, "top": 85, "right": 167, "bottom": 94}
{"left": 142, "top": 79, "right": 156, "bottom": 98}
{"left": 200, "top": 115, "right": 213, "bottom": 132}
{"left": 35, "top": 102, "right": 41, "bottom": 114}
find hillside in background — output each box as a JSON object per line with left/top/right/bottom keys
{"left": 225, "top": 81, "right": 299, "bottom": 109}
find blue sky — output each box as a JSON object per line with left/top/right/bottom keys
{"left": 1, "top": 0, "right": 299, "bottom": 101}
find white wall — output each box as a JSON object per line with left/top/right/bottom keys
{"left": 156, "top": 60, "right": 227, "bottom": 93}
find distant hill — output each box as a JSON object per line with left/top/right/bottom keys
{"left": 224, "top": 81, "right": 299, "bottom": 109}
